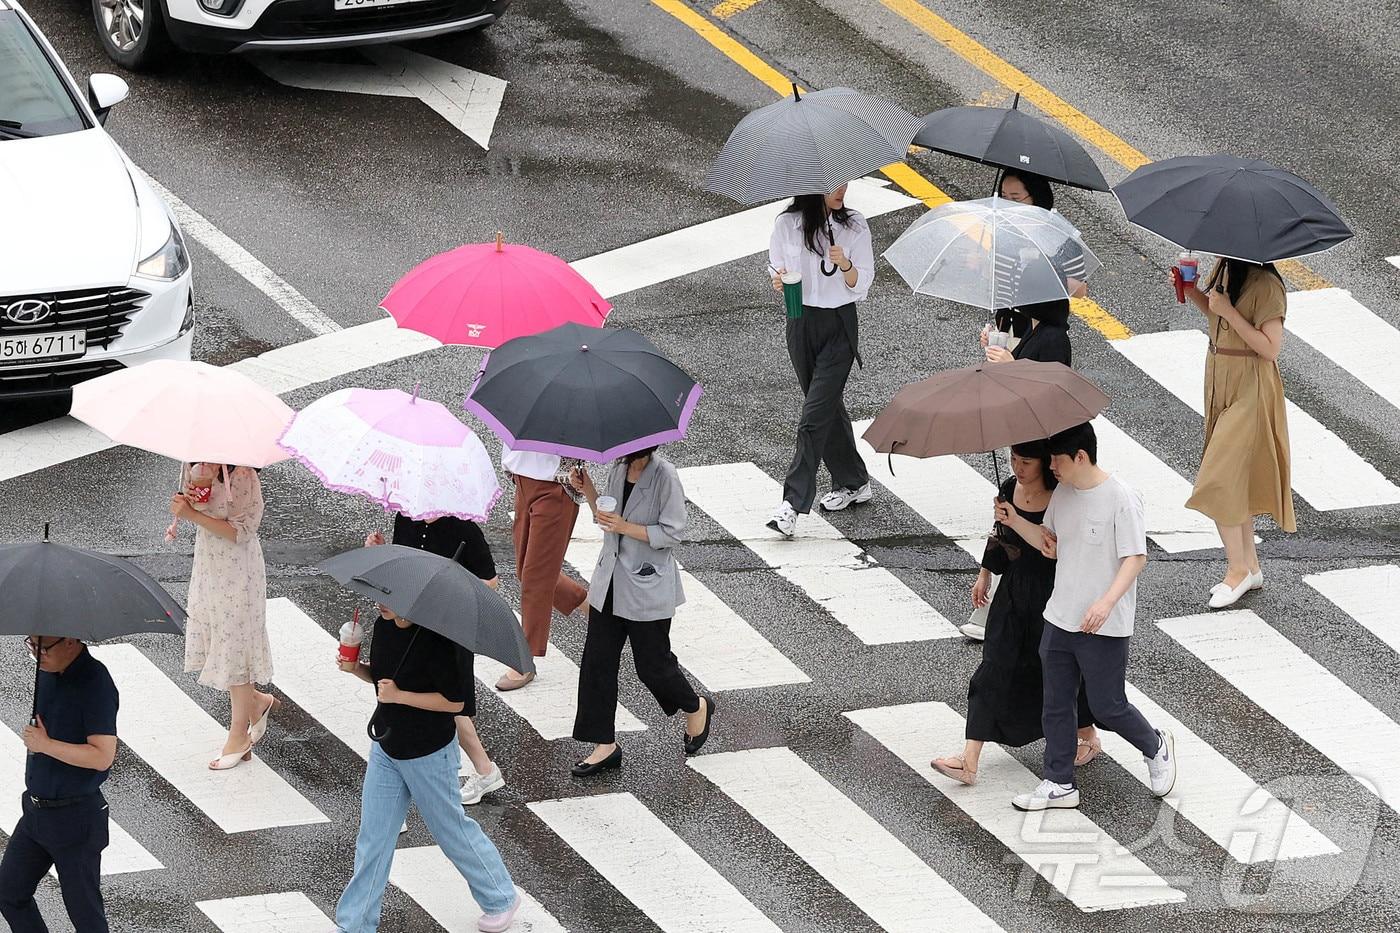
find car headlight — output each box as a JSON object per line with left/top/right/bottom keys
{"left": 136, "top": 223, "right": 190, "bottom": 280}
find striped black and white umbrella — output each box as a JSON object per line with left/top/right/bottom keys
{"left": 705, "top": 85, "right": 924, "bottom": 205}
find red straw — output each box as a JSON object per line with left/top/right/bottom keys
{"left": 353, "top": 607, "right": 360, "bottom": 629}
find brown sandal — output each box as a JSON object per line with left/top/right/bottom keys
{"left": 930, "top": 756, "right": 978, "bottom": 786}
{"left": 1074, "top": 737, "right": 1102, "bottom": 767}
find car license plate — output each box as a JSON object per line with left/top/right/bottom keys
{"left": 333, "top": 0, "right": 431, "bottom": 11}
{"left": 0, "top": 330, "right": 87, "bottom": 364}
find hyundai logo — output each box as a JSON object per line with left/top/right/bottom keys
{"left": 4, "top": 299, "right": 53, "bottom": 325}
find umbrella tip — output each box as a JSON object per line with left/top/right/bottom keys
{"left": 791, "top": 82, "right": 801, "bottom": 101}
{"left": 411, "top": 381, "right": 420, "bottom": 402}
{"left": 580, "top": 344, "right": 589, "bottom": 352}
{"left": 495, "top": 231, "right": 504, "bottom": 253}
{"left": 1011, "top": 92, "right": 1020, "bottom": 109}
{"left": 42, "top": 522, "right": 49, "bottom": 542}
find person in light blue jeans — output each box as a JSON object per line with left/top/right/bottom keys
{"left": 335, "top": 604, "right": 519, "bottom": 932}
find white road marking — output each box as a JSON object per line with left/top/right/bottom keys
{"left": 528, "top": 792, "right": 780, "bottom": 933}
{"left": 1304, "top": 564, "right": 1400, "bottom": 656}
{"left": 252, "top": 46, "right": 508, "bottom": 150}
{"left": 140, "top": 173, "right": 340, "bottom": 336}
{"left": 845, "top": 702, "right": 1185, "bottom": 912}
{"left": 389, "top": 848, "right": 566, "bottom": 933}
{"left": 89, "top": 644, "right": 328, "bottom": 834}
{"left": 1386, "top": 256, "right": 1400, "bottom": 270}
{"left": 681, "top": 462, "right": 959, "bottom": 643}
{"left": 1114, "top": 330, "right": 1400, "bottom": 511}
{"left": 1157, "top": 610, "right": 1400, "bottom": 814}
{"left": 564, "top": 511, "right": 810, "bottom": 691}
{"left": 1285, "top": 288, "right": 1400, "bottom": 412}
{"left": 196, "top": 892, "right": 332, "bottom": 932}
{"left": 689, "top": 746, "right": 1004, "bottom": 931}
{"left": 1105, "top": 684, "right": 1338, "bottom": 862}
{"left": 0, "top": 724, "right": 161, "bottom": 875}
{"left": 1090, "top": 417, "right": 1220, "bottom": 552}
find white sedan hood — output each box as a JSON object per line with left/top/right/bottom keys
{"left": 0, "top": 129, "right": 141, "bottom": 294}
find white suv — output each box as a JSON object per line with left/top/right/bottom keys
{"left": 0, "top": 0, "right": 194, "bottom": 400}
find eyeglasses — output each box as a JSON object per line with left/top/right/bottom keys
{"left": 25, "top": 637, "right": 63, "bottom": 656}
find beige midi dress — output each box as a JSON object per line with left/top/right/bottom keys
{"left": 1184, "top": 263, "right": 1297, "bottom": 531}
{"left": 182, "top": 465, "right": 274, "bottom": 690}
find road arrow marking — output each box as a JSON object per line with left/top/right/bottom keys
{"left": 251, "top": 46, "right": 507, "bottom": 149}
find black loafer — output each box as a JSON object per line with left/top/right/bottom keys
{"left": 571, "top": 747, "right": 622, "bottom": 777}
{"left": 683, "top": 697, "right": 717, "bottom": 756}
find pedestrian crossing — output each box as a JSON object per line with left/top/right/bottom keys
{"left": 1304, "top": 564, "right": 1400, "bottom": 655}
{"left": 388, "top": 848, "right": 565, "bottom": 933}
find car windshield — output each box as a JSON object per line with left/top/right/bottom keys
{"left": 0, "top": 10, "right": 88, "bottom": 140}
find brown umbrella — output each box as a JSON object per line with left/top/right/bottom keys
{"left": 862, "top": 360, "right": 1109, "bottom": 464}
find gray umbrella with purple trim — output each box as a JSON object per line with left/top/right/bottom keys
{"left": 464, "top": 322, "right": 702, "bottom": 462}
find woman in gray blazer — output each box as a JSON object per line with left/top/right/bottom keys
{"left": 567, "top": 447, "right": 716, "bottom": 776}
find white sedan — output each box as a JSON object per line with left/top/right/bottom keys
{"left": 0, "top": 0, "right": 194, "bottom": 400}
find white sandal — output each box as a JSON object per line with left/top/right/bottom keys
{"left": 209, "top": 745, "right": 252, "bottom": 771}
{"left": 248, "top": 696, "right": 281, "bottom": 746}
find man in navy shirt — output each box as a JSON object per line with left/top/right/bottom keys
{"left": 0, "top": 637, "right": 119, "bottom": 932}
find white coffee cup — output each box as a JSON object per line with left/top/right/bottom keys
{"left": 596, "top": 496, "right": 618, "bottom": 514}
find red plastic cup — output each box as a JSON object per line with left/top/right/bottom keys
{"left": 337, "top": 641, "right": 361, "bottom": 664}
{"left": 191, "top": 485, "right": 212, "bottom": 504}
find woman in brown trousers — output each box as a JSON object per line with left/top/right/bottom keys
{"left": 1180, "top": 257, "right": 1296, "bottom": 609}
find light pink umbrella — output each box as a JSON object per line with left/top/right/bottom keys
{"left": 279, "top": 386, "right": 500, "bottom": 522}
{"left": 70, "top": 359, "right": 293, "bottom": 468}
{"left": 380, "top": 233, "right": 611, "bottom": 348}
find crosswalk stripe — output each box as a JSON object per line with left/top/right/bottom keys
{"left": 1114, "top": 330, "right": 1400, "bottom": 511}
{"left": 681, "top": 462, "right": 959, "bottom": 643}
{"left": 689, "top": 746, "right": 1004, "bottom": 931}
{"left": 528, "top": 792, "right": 781, "bottom": 932}
{"left": 1090, "top": 417, "right": 1221, "bottom": 552}
{"left": 389, "top": 847, "right": 566, "bottom": 933}
{"left": 1386, "top": 256, "right": 1400, "bottom": 270}
{"left": 474, "top": 625, "right": 646, "bottom": 741}
{"left": 1304, "top": 564, "right": 1400, "bottom": 656}
{"left": 1157, "top": 610, "right": 1400, "bottom": 814}
{"left": 89, "top": 644, "right": 328, "bottom": 834}
{"left": 845, "top": 702, "right": 1186, "bottom": 912}
{"left": 1107, "top": 684, "right": 1338, "bottom": 862}
{"left": 195, "top": 892, "right": 332, "bottom": 932}
{"left": 565, "top": 511, "right": 810, "bottom": 691}
{"left": 0, "top": 724, "right": 162, "bottom": 875}
{"left": 1285, "top": 288, "right": 1400, "bottom": 413}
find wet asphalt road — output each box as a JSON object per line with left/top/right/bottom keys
{"left": 3, "top": 0, "right": 1400, "bottom": 930}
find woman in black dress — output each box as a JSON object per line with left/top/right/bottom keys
{"left": 931, "top": 442, "right": 1101, "bottom": 784}
{"left": 365, "top": 513, "right": 506, "bottom": 805}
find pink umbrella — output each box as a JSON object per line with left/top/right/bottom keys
{"left": 70, "top": 359, "right": 293, "bottom": 468}
{"left": 380, "top": 233, "right": 611, "bottom": 348}
{"left": 279, "top": 386, "right": 500, "bottom": 522}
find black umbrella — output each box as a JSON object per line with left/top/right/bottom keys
{"left": 318, "top": 544, "right": 535, "bottom": 740}
{"left": 705, "top": 84, "right": 924, "bottom": 205}
{"left": 1112, "top": 154, "right": 1353, "bottom": 263}
{"left": 464, "top": 322, "right": 702, "bottom": 462}
{"left": 0, "top": 524, "right": 186, "bottom": 720}
{"left": 915, "top": 94, "right": 1110, "bottom": 192}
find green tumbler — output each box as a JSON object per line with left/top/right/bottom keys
{"left": 781, "top": 271, "right": 803, "bottom": 319}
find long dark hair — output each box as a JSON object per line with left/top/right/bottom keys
{"left": 1205, "top": 258, "right": 1282, "bottom": 306}
{"left": 783, "top": 194, "right": 855, "bottom": 256}
{"left": 1001, "top": 170, "right": 1054, "bottom": 210}
{"left": 1010, "top": 440, "right": 1057, "bottom": 490}
{"left": 623, "top": 446, "right": 657, "bottom": 466}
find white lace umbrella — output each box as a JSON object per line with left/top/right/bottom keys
{"left": 279, "top": 387, "right": 500, "bottom": 522}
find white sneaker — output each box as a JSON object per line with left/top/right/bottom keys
{"left": 461, "top": 764, "right": 505, "bottom": 806}
{"left": 1145, "top": 729, "right": 1176, "bottom": 797}
{"left": 819, "top": 483, "right": 873, "bottom": 511}
{"left": 477, "top": 894, "right": 520, "bottom": 933}
{"left": 1207, "top": 575, "right": 1252, "bottom": 609}
{"left": 958, "top": 620, "right": 986, "bottom": 641}
{"left": 1012, "top": 779, "right": 1079, "bottom": 811}
{"left": 766, "top": 501, "right": 797, "bottom": 537}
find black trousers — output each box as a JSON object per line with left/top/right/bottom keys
{"left": 573, "top": 600, "right": 701, "bottom": 745}
{"left": 0, "top": 793, "right": 109, "bottom": 933}
{"left": 783, "top": 304, "right": 868, "bottom": 514}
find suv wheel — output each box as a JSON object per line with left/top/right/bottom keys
{"left": 92, "top": 0, "right": 171, "bottom": 71}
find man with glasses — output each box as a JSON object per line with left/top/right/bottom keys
{"left": 0, "top": 636, "right": 119, "bottom": 932}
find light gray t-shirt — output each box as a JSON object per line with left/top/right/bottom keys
{"left": 1042, "top": 474, "right": 1147, "bottom": 638}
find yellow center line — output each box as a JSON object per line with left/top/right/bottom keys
{"left": 878, "top": 0, "right": 1332, "bottom": 292}
{"left": 712, "top": 0, "right": 764, "bottom": 19}
{"left": 649, "top": 0, "right": 1129, "bottom": 339}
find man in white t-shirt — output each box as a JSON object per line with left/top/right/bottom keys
{"left": 998, "top": 422, "right": 1178, "bottom": 812}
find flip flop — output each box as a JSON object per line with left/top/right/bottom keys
{"left": 1074, "top": 737, "right": 1102, "bottom": 767}
{"left": 930, "top": 756, "right": 978, "bottom": 786}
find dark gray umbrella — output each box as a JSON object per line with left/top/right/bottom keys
{"left": 1112, "top": 154, "right": 1353, "bottom": 263}
{"left": 914, "top": 94, "right": 1110, "bottom": 192}
{"left": 705, "top": 84, "right": 924, "bottom": 205}
{"left": 0, "top": 525, "right": 186, "bottom": 719}
{"left": 464, "top": 322, "right": 702, "bottom": 462}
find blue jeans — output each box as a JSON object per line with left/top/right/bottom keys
{"left": 336, "top": 740, "right": 515, "bottom": 931}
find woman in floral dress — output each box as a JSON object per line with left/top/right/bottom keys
{"left": 169, "top": 463, "right": 276, "bottom": 770}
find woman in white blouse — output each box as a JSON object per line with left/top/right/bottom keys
{"left": 766, "top": 184, "right": 876, "bottom": 537}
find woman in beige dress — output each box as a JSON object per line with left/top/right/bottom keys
{"left": 169, "top": 463, "right": 276, "bottom": 769}
{"left": 1180, "top": 258, "right": 1296, "bottom": 609}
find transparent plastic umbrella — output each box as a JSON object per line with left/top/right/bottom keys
{"left": 883, "top": 197, "right": 1100, "bottom": 310}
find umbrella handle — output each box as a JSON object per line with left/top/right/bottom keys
{"left": 367, "top": 704, "right": 390, "bottom": 743}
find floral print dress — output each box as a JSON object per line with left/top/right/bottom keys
{"left": 182, "top": 465, "right": 273, "bottom": 690}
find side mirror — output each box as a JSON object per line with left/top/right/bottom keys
{"left": 87, "top": 74, "right": 130, "bottom": 125}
